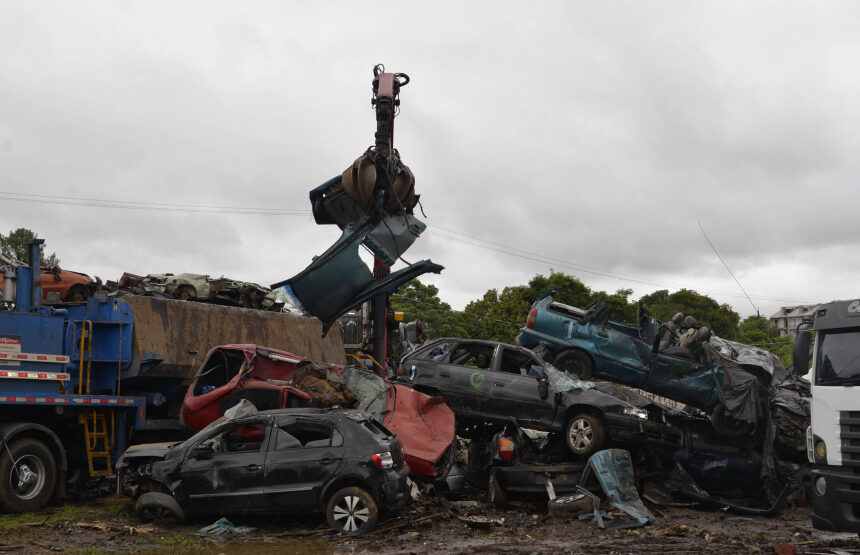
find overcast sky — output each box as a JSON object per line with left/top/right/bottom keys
{"left": 2, "top": 1, "right": 858, "bottom": 321}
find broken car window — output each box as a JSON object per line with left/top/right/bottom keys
{"left": 200, "top": 422, "right": 268, "bottom": 453}
{"left": 192, "top": 349, "right": 246, "bottom": 396}
{"left": 275, "top": 421, "right": 341, "bottom": 449}
{"left": 500, "top": 348, "right": 544, "bottom": 377}
{"left": 450, "top": 343, "right": 494, "bottom": 369}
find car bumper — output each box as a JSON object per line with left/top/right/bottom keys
{"left": 605, "top": 414, "right": 681, "bottom": 450}
{"left": 493, "top": 463, "right": 584, "bottom": 496}
{"left": 811, "top": 465, "right": 860, "bottom": 533}
{"left": 379, "top": 463, "right": 411, "bottom": 510}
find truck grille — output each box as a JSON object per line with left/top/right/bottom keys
{"left": 839, "top": 411, "right": 860, "bottom": 466}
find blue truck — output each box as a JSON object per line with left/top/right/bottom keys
{"left": 0, "top": 240, "right": 345, "bottom": 512}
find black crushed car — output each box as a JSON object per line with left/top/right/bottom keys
{"left": 397, "top": 338, "right": 681, "bottom": 458}
{"left": 117, "top": 402, "right": 411, "bottom": 535}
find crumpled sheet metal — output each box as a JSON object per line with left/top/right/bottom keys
{"left": 579, "top": 449, "right": 656, "bottom": 529}
{"left": 545, "top": 365, "right": 594, "bottom": 393}
{"left": 274, "top": 214, "right": 442, "bottom": 335}
{"left": 197, "top": 517, "right": 257, "bottom": 536}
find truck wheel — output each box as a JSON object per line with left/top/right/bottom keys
{"left": 710, "top": 403, "right": 754, "bottom": 437}
{"left": 326, "top": 486, "right": 378, "bottom": 534}
{"left": 564, "top": 413, "right": 605, "bottom": 458}
{"left": 135, "top": 491, "right": 186, "bottom": 524}
{"left": 554, "top": 350, "right": 594, "bottom": 380}
{"left": 0, "top": 438, "right": 57, "bottom": 513}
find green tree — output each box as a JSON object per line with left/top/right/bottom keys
{"left": 737, "top": 315, "right": 793, "bottom": 368}
{"left": 638, "top": 288, "right": 740, "bottom": 339}
{"left": 0, "top": 228, "right": 60, "bottom": 267}
{"left": 391, "top": 280, "right": 468, "bottom": 339}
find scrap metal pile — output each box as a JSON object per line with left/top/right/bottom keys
{"left": 113, "top": 66, "right": 812, "bottom": 538}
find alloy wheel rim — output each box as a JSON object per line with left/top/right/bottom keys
{"left": 570, "top": 418, "right": 593, "bottom": 451}
{"left": 332, "top": 495, "right": 370, "bottom": 532}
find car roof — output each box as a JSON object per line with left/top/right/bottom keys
{"left": 257, "top": 407, "right": 367, "bottom": 423}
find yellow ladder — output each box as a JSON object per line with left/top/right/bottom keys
{"left": 79, "top": 410, "right": 114, "bottom": 476}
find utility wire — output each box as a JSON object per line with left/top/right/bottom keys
{"left": 0, "top": 189, "right": 824, "bottom": 306}
{"left": 698, "top": 222, "right": 759, "bottom": 315}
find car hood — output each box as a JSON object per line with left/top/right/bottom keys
{"left": 116, "top": 442, "right": 175, "bottom": 468}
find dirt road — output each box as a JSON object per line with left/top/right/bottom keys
{"left": 0, "top": 497, "right": 858, "bottom": 554}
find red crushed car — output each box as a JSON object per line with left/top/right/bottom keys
{"left": 180, "top": 344, "right": 456, "bottom": 478}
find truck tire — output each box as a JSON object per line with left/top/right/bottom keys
{"left": 325, "top": 486, "right": 378, "bottom": 534}
{"left": 135, "top": 492, "right": 186, "bottom": 524}
{"left": 0, "top": 438, "right": 58, "bottom": 513}
{"left": 554, "top": 350, "right": 594, "bottom": 380}
{"left": 710, "top": 403, "right": 754, "bottom": 438}
{"left": 564, "top": 413, "right": 605, "bottom": 458}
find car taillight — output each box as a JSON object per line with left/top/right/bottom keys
{"left": 498, "top": 437, "right": 515, "bottom": 460}
{"left": 372, "top": 452, "right": 394, "bottom": 469}
{"left": 526, "top": 308, "right": 537, "bottom": 329}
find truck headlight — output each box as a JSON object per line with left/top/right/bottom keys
{"left": 815, "top": 440, "right": 827, "bottom": 460}
{"left": 623, "top": 407, "right": 648, "bottom": 420}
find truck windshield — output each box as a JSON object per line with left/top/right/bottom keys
{"left": 817, "top": 330, "right": 860, "bottom": 385}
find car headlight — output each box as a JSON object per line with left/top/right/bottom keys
{"left": 623, "top": 407, "right": 648, "bottom": 420}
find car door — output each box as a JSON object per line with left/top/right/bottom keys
{"left": 434, "top": 341, "right": 499, "bottom": 416}
{"left": 591, "top": 321, "right": 653, "bottom": 385}
{"left": 179, "top": 417, "right": 271, "bottom": 514}
{"left": 493, "top": 347, "right": 557, "bottom": 427}
{"left": 262, "top": 418, "right": 345, "bottom": 512}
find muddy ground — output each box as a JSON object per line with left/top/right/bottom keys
{"left": 2, "top": 494, "right": 859, "bottom": 554}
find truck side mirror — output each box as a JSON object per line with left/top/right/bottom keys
{"left": 538, "top": 377, "right": 549, "bottom": 400}
{"left": 793, "top": 330, "right": 812, "bottom": 376}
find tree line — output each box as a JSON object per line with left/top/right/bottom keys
{"left": 391, "top": 272, "right": 794, "bottom": 367}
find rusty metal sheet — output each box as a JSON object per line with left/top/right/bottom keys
{"left": 122, "top": 295, "right": 346, "bottom": 381}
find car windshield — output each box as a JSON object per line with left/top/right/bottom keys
{"left": 817, "top": 330, "right": 860, "bottom": 385}
{"left": 545, "top": 364, "right": 594, "bottom": 393}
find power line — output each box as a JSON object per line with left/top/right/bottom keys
{"left": 0, "top": 191, "right": 311, "bottom": 216}
{"left": 698, "top": 222, "right": 759, "bottom": 315}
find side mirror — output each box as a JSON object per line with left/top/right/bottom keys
{"left": 538, "top": 377, "right": 549, "bottom": 400}
{"left": 793, "top": 330, "right": 812, "bottom": 376}
{"left": 191, "top": 444, "right": 213, "bottom": 459}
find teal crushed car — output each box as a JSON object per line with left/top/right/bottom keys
{"left": 516, "top": 291, "right": 786, "bottom": 436}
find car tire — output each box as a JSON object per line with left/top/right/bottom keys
{"left": 554, "top": 350, "right": 594, "bottom": 380}
{"left": 487, "top": 470, "right": 507, "bottom": 507}
{"left": 0, "top": 438, "right": 57, "bottom": 513}
{"left": 326, "top": 486, "right": 379, "bottom": 535}
{"left": 564, "top": 413, "right": 605, "bottom": 458}
{"left": 135, "top": 491, "right": 186, "bottom": 524}
{"left": 710, "top": 403, "right": 754, "bottom": 438}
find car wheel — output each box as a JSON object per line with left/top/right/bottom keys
{"left": 554, "top": 350, "right": 594, "bottom": 380}
{"left": 0, "top": 438, "right": 57, "bottom": 513}
{"left": 135, "top": 492, "right": 186, "bottom": 524}
{"left": 564, "top": 413, "right": 605, "bottom": 457}
{"left": 710, "top": 403, "right": 754, "bottom": 438}
{"left": 487, "top": 470, "right": 507, "bottom": 507}
{"left": 326, "top": 487, "right": 379, "bottom": 535}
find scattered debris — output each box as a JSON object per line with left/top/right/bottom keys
{"left": 198, "top": 517, "right": 258, "bottom": 536}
